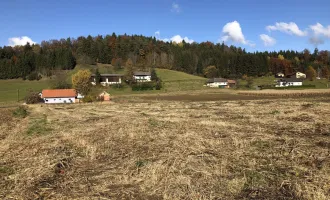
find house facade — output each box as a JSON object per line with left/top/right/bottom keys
{"left": 42, "top": 89, "right": 77, "bottom": 104}
{"left": 276, "top": 78, "right": 303, "bottom": 87}
{"left": 91, "top": 74, "right": 123, "bottom": 86}
{"left": 133, "top": 72, "right": 151, "bottom": 82}
{"left": 287, "top": 72, "right": 306, "bottom": 79}
{"left": 207, "top": 78, "right": 228, "bottom": 88}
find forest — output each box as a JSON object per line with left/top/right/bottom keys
{"left": 0, "top": 33, "right": 329, "bottom": 80}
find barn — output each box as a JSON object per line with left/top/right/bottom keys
{"left": 42, "top": 89, "right": 77, "bottom": 104}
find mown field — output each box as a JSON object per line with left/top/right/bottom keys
{"left": 1, "top": 97, "right": 330, "bottom": 199}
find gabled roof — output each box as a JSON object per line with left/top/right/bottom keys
{"left": 134, "top": 71, "right": 151, "bottom": 76}
{"left": 91, "top": 74, "right": 123, "bottom": 77}
{"left": 227, "top": 79, "right": 236, "bottom": 84}
{"left": 207, "top": 78, "right": 227, "bottom": 83}
{"left": 42, "top": 89, "right": 76, "bottom": 98}
{"left": 278, "top": 78, "right": 303, "bottom": 82}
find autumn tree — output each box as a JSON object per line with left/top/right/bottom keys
{"left": 203, "top": 65, "right": 218, "bottom": 78}
{"left": 72, "top": 70, "right": 92, "bottom": 94}
{"left": 124, "top": 58, "right": 134, "bottom": 84}
{"left": 306, "top": 66, "right": 317, "bottom": 81}
{"left": 278, "top": 54, "right": 285, "bottom": 60}
{"left": 321, "top": 66, "right": 330, "bottom": 79}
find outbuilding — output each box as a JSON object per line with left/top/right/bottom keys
{"left": 276, "top": 78, "right": 303, "bottom": 87}
{"left": 206, "top": 78, "right": 228, "bottom": 88}
{"left": 42, "top": 89, "right": 77, "bottom": 104}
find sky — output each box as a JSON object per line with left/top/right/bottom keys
{"left": 1, "top": 0, "right": 330, "bottom": 52}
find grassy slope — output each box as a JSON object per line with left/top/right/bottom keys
{"left": 0, "top": 79, "right": 50, "bottom": 102}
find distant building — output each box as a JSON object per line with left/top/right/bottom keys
{"left": 91, "top": 74, "right": 123, "bottom": 86}
{"left": 227, "top": 79, "right": 237, "bottom": 88}
{"left": 206, "top": 78, "right": 228, "bottom": 88}
{"left": 42, "top": 89, "right": 77, "bottom": 104}
{"left": 275, "top": 72, "right": 285, "bottom": 78}
{"left": 133, "top": 72, "right": 151, "bottom": 82}
{"left": 276, "top": 78, "right": 303, "bottom": 87}
{"left": 286, "top": 72, "right": 306, "bottom": 79}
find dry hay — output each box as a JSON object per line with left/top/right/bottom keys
{"left": 239, "top": 89, "right": 330, "bottom": 98}
{"left": 0, "top": 98, "right": 330, "bottom": 199}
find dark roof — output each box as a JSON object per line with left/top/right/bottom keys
{"left": 91, "top": 74, "right": 123, "bottom": 77}
{"left": 207, "top": 78, "right": 227, "bottom": 83}
{"left": 134, "top": 71, "right": 151, "bottom": 76}
{"left": 278, "top": 78, "right": 303, "bottom": 82}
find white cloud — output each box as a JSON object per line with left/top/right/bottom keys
{"left": 309, "top": 23, "right": 330, "bottom": 38}
{"left": 8, "top": 36, "right": 36, "bottom": 47}
{"left": 260, "top": 34, "right": 276, "bottom": 46}
{"left": 155, "top": 31, "right": 161, "bottom": 40}
{"left": 266, "top": 22, "right": 307, "bottom": 36}
{"left": 171, "top": 2, "right": 180, "bottom": 13}
{"left": 220, "top": 21, "right": 255, "bottom": 47}
{"left": 169, "top": 35, "right": 194, "bottom": 43}
{"left": 155, "top": 31, "right": 194, "bottom": 44}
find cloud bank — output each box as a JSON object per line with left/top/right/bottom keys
{"left": 266, "top": 22, "right": 307, "bottom": 36}
{"left": 8, "top": 36, "right": 36, "bottom": 47}
{"left": 155, "top": 31, "right": 194, "bottom": 44}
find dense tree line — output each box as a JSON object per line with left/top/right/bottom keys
{"left": 0, "top": 33, "right": 329, "bottom": 80}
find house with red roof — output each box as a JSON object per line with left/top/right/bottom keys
{"left": 41, "top": 89, "right": 77, "bottom": 104}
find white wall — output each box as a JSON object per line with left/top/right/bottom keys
{"left": 134, "top": 75, "right": 151, "bottom": 82}
{"left": 91, "top": 77, "right": 122, "bottom": 86}
{"left": 44, "top": 97, "right": 75, "bottom": 104}
{"left": 276, "top": 82, "right": 302, "bottom": 87}
{"left": 207, "top": 82, "right": 228, "bottom": 87}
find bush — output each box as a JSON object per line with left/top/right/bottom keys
{"left": 27, "top": 72, "right": 42, "bottom": 81}
{"left": 155, "top": 80, "right": 162, "bottom": 90}
{"left": 25, "top": 91, "right": 43, "bottom": 104}
{"left": 82, "top": 95, "right": 95, "bottom": 103}
{"left": 110, "top": 83, "right": 124, "bottom": 89}
{"left": 12, "top": 106, "right": 28, "bottom": 118}
{"left": 131, "top": 82, "right": 155, "bottom": 91}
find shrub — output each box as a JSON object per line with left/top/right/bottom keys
{"left": 12, "top": 106, "right": 28, "bottom": 118}
{"left": 155, "top": 80, "right": 162, "bottom": 90}
{"left": 82, "top": 95, "right": 94, "bottom": 103}
{"left": 131, "top": 82, "right": 155, "bottom": 91}
{"left": 25, "top": 91, "right": 43, "bottom": 104}
{"left": 27, "top": 72, "right": 41, "bottom": 81}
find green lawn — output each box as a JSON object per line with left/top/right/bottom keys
{"left": 156, "top": 68, "right": 205, "bottom": 82}
{"left": 0, "top": 79, "right": 50, "bottom": 102}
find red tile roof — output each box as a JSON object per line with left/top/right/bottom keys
{"left": 42, "top": 89, "right": 76, "bottom": 98}
{"left": 227, "top": 80, "right": 236, "bottom": 84}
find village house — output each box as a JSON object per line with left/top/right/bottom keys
{"left": 275, "top": 72, "right": 285, "bottom": 78}
{"left": 276, "top": 78, "right": 303, "bottom": 87}
{"left": 133, "top": 72, "right": 151, "bottom": 82}
{"left": 91, "top": 74, "right": 123, "bottom": 86}
{"left": 206, "top": 78, "right": 228, "bottom": 88}
{"left": 41, "top": 89, "right": 77, "bottom": 104}
{"left": 286, "top": 72, "right": 306, "bottom": 79}
{"left": 227, "top": 79, "right": 237, "bottom": 88}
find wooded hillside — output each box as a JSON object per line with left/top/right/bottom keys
{"left": 0, "top": 33, "right": 329, "bottom": 80}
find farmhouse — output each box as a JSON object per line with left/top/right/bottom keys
{"left": 207, "top": 78, "right": 228, "bottom": 88}
{"left": 42, "top": 89, "right": 77, "bottom": 104}
{"left": 91, "top": 74, "right": 123, "bottom": 86}
{"left": 287, "top": 72, "right": 306, "bottom": 79}
{"left": 133, "top": 72, "right": 151, "bottom": 82}
{"left": 276, "top": 78, "right": 303, "bottom": 87}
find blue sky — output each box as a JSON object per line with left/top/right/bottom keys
{"left": 1, "top": 0, "right": 330, "bottom": 52}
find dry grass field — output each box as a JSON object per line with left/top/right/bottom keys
{"left": 1, "top": 97, "right": 330, "bottom": 199}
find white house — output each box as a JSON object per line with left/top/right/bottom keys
{"left": 276, "top": 78, "right": 303, "bottom": 87}
{"left": 42, "top": 89, "right": 77, "bottom": 104}
{"left": 206, "top": 78, "right": 228, "bottom": 88}
{"left": 91, "top": 74, "right": 123, "bottom": 86}
{"left": 275, "top": 72, "right": 285, "bottom": 78}
{"left": 133, "top": 72, "right": 151, "bottom": 82}
{"left": 288, "top": 72, "right": 306, "bottom": 79}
